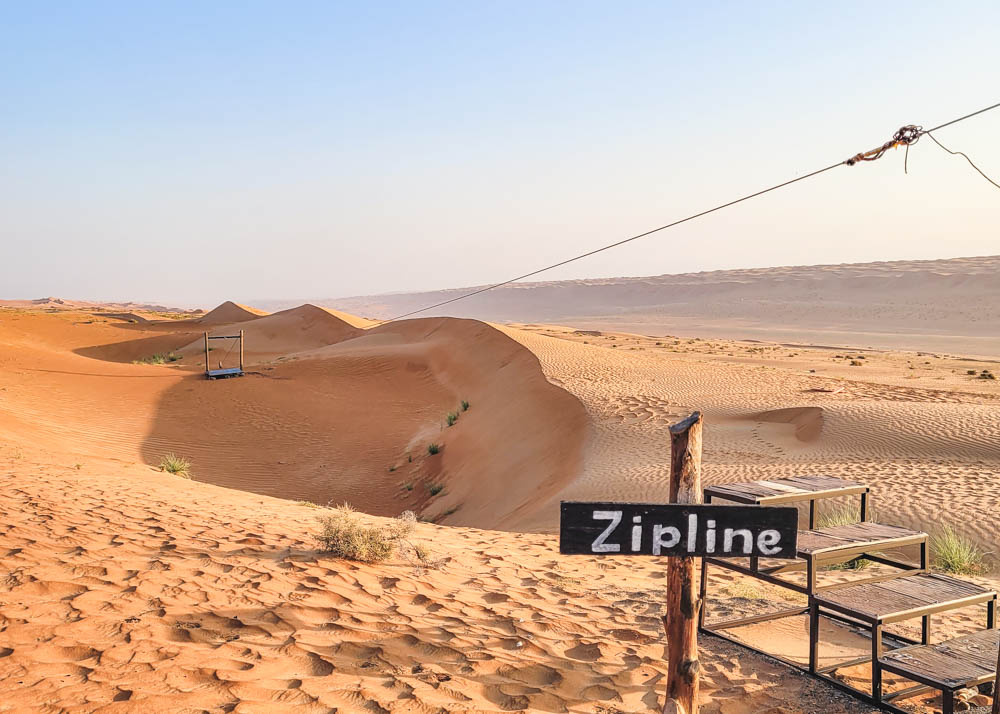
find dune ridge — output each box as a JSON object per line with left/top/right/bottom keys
{"left": 198, "top": 301, "right": 269, "bottom": 325}
{"left": 300, "top": 255, "right": 1000, "bottom": 357}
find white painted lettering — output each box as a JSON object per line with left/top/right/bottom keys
{"left": 652, "top": 525, "right": 681, "bottom": 554}
{"left": 591, "top": 511, "right": 622, "bottom": 553}
{"left": 723, "top": 528, "right": 753, "bottom": 554}
{"left": 757, "top": 529, "right": 782, "bottom": 556}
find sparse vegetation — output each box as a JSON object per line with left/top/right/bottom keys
{"left": 427, "top": 483, "right": 444, "bottom": 496}
{"left": 967, "top": 370, "right": 978, "bottom": 375}
{"left": 849, "top": 359, "right": 863, "bottom": 367}
{"left": 134, "top": 352, "right": 182, "bottom": 365}
{"left": 931, "top": 526, "right": 985, "bottom": 575}
{"left": 460, "top": 399, "right": 470, "bottom": 411}
{"left": 980, "top": 370, "right": 996, "bottom": 380}
{"left": 427, "top": 443, "right": 440, "bottom": 455}
{"left": 296, "top": 500, "right": 320, "bottom": 508}
{"left": 315, "top": 504, "right": 417, "bottom": 563}
{"left": 403, "top": 482, "right": 413, "bottom": 491}
{"left": 158, "top": 453, "right": 191, "bottom": 477}
{"left": 446, "top": 411, "right": 459, "bottom": 427}
{"left": 388, "top": 465, "right": 396, "bottom": 472}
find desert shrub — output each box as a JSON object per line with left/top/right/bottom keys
{"left": 427, "top": 443, "right": 440, "bottom": 455}
{"left": 316, "top": 505, "right": 416, "bottom": 563}
{"left": 403, "top": 482, "right": 413, "bottom": 491}
{"left": 849, "top": 360, "right": 862, "bottom": 367}
{"left": 967, "top": 370, "right": 978, "bottom": 375}
{"left": 427, "top": 483, "right": 443, "bottom": 496}
{"left": 931, "top": 526, "right": 985, "bottom": 575}
{"left": 446, "top": 411, "right": 459, "bottom": 427}
{"left": 460, "top": 400, "right": 470, "bottom": 411}
{"left": 159, "top": 453, "right": 191, "bottom": 477}
{"left": 980, "top": 370, "right": 996, "bottom": 380}
{"left": 134, "top": 352, "right": 182, "bottom": 365}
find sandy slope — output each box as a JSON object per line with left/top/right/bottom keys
{"left": 2, "top": 301, "right": 999, "bottom": 712}
{"left": 0, "top": 454, "right": 886, "bottom": 714}
{"left": 313, "top": 256, "right": 1000, "bottom": 357}
{"left": 0, "top": 308, "right": 584, "bottom": 529}
{"left": 499, "top": 325, "right": 1000, "bottom": 550}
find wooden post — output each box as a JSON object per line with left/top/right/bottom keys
{"left": 664, "top": 411, "right": 703, "bottom": 714}
{"left": 239, "top": 329, "right": 244, "bottom": 372}
{"left": 991, "top": 640, "right": 999, "bottom": 714}
{"left": 203, "top": 332, "right": 209, "bottom": 375}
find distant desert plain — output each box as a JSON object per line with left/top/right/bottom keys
{"left": 1, "top": 255, "right": 998, "bottom": 713}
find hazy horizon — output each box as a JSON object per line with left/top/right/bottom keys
{"left": 3, "top": 2, "right": 998, "bottom": 306}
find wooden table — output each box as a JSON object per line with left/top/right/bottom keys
{"left": 810, "top": 573, "right": 997, "bottom": 710}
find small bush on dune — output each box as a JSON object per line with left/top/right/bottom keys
{"left": 316, "top": 505, "right": 416, "bottom": 563}
{"left": 460, "top": 400, "right": 470, "bottom": 412}
{"left": 159, "top": 453, "right": 191, "bottom": 477}
{"left": 932, "top": 526, "right": 985, "bottom": 575}
{"left": 446, "top": 411, "right": 459, "bottom": 427}
{"left": 427, "top": 483, "right": 443, "bottom": 496}
{"left": 134, "top": 352, "right": 182, "bottom": 365}
{"left": 427, "top": 443, "right": 440, "bottom": 455}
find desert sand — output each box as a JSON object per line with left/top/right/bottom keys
{"left": 303, "top": 255, "right": 1000, "bottom": 358}
{"left": 1, "top": 276, "right": 998, "bottom": 712}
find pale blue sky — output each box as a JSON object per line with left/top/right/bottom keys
{"left": 2, "top": 1, "right": 998, "bottom": 306}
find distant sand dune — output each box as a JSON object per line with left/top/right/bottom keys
{"left": 308, "top": 255, "right": 1000, "bottom": 357}
{"left": 198, "top": 300, "right": 269, "bottom": 324}
{"left": 0, "top": 308, "right": 586, "bottom": 530}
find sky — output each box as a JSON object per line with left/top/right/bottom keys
{"left": 2, "top": 1, "right": 998, "bottom": 307}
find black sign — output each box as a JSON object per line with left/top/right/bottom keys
{"left": 560, "top": 502, "right": 798, "bottom": 559}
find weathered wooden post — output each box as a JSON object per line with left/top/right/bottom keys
{"left": 203, "top": 332, "right": 210, "bottom": 376}
{"left": 992, "top": 643, "right": 1000, "bottom": 714}
{"left": 664, "top": 412, "right": 703, "bottom": 714}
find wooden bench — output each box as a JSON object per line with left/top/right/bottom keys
{"left": 705, "top": 475, "right": 869, "bottom": 528}
{"left": 879, "top": 628, "right": 1000, "bottom": 714}
{"left": 810, "top": 573, "right": 997, "bottom": 707}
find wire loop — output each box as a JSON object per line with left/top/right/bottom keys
{"left": 845, "top": 124, "right": 923, "bottom": 166}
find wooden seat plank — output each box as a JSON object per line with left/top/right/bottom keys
{"left": 880, "top": 629, "right": 1000, "bottom": 690}
{"left": 815, "top": 573, "right": 994, "bottom": 622}
{"left": 797, "top": 522, "right": 925, "bottom": 556}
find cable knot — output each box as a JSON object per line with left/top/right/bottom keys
{"left": 845, "top": 124, "right": 924, "bottom": 165}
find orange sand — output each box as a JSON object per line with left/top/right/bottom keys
{"left": 2, "top": 296, "right": 998, "bottom": 713}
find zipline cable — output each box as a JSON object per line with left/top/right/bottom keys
{"left": 381, "top": 100, "right": 1000, "bottom": 323}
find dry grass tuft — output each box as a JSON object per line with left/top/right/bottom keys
{"left": 932, "top": 526, "right": 986, "bottom": 575}
{"left": 159, "top": 453, "right": 192, "bottom": 477}
{"left": 316, "top": 505, "right": 416, "bottom": 563}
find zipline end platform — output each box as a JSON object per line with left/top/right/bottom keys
{"left": 204, "top": 330, "right": 245, "bottom": 379}
{"left": 206, "top": 367, "right": 244, "bottom": 379}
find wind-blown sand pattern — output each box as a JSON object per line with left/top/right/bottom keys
{"left": 1, "top": 293, "right": 998, "bottom": 712}
{"left": 309, "top": 256, "right": 1000, "bottom": 357}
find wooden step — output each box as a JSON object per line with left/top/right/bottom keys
{"left": 813, "top": 573, "right": 996, "bottom": 625}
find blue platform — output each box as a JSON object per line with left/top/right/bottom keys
{"left": 206, "top": 367, "right": 244, "bottom": 379}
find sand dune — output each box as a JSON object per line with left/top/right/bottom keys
{"left": 309, "top": 255, "right": 1000, "bottom": 357}
{"left": 188, "top": 304, "right": 363, "bottom": 364}
{"left": 0, "top": 458, "right": 885, "bottom": 714}
{"left": 198, "top": 300, "right": 269, "bottom": 325}
{"left": 0, "top": 308, "right": 585, "bottom": 530}
{"left": 2, "top": 295, "right": 999, "bottom": 712}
